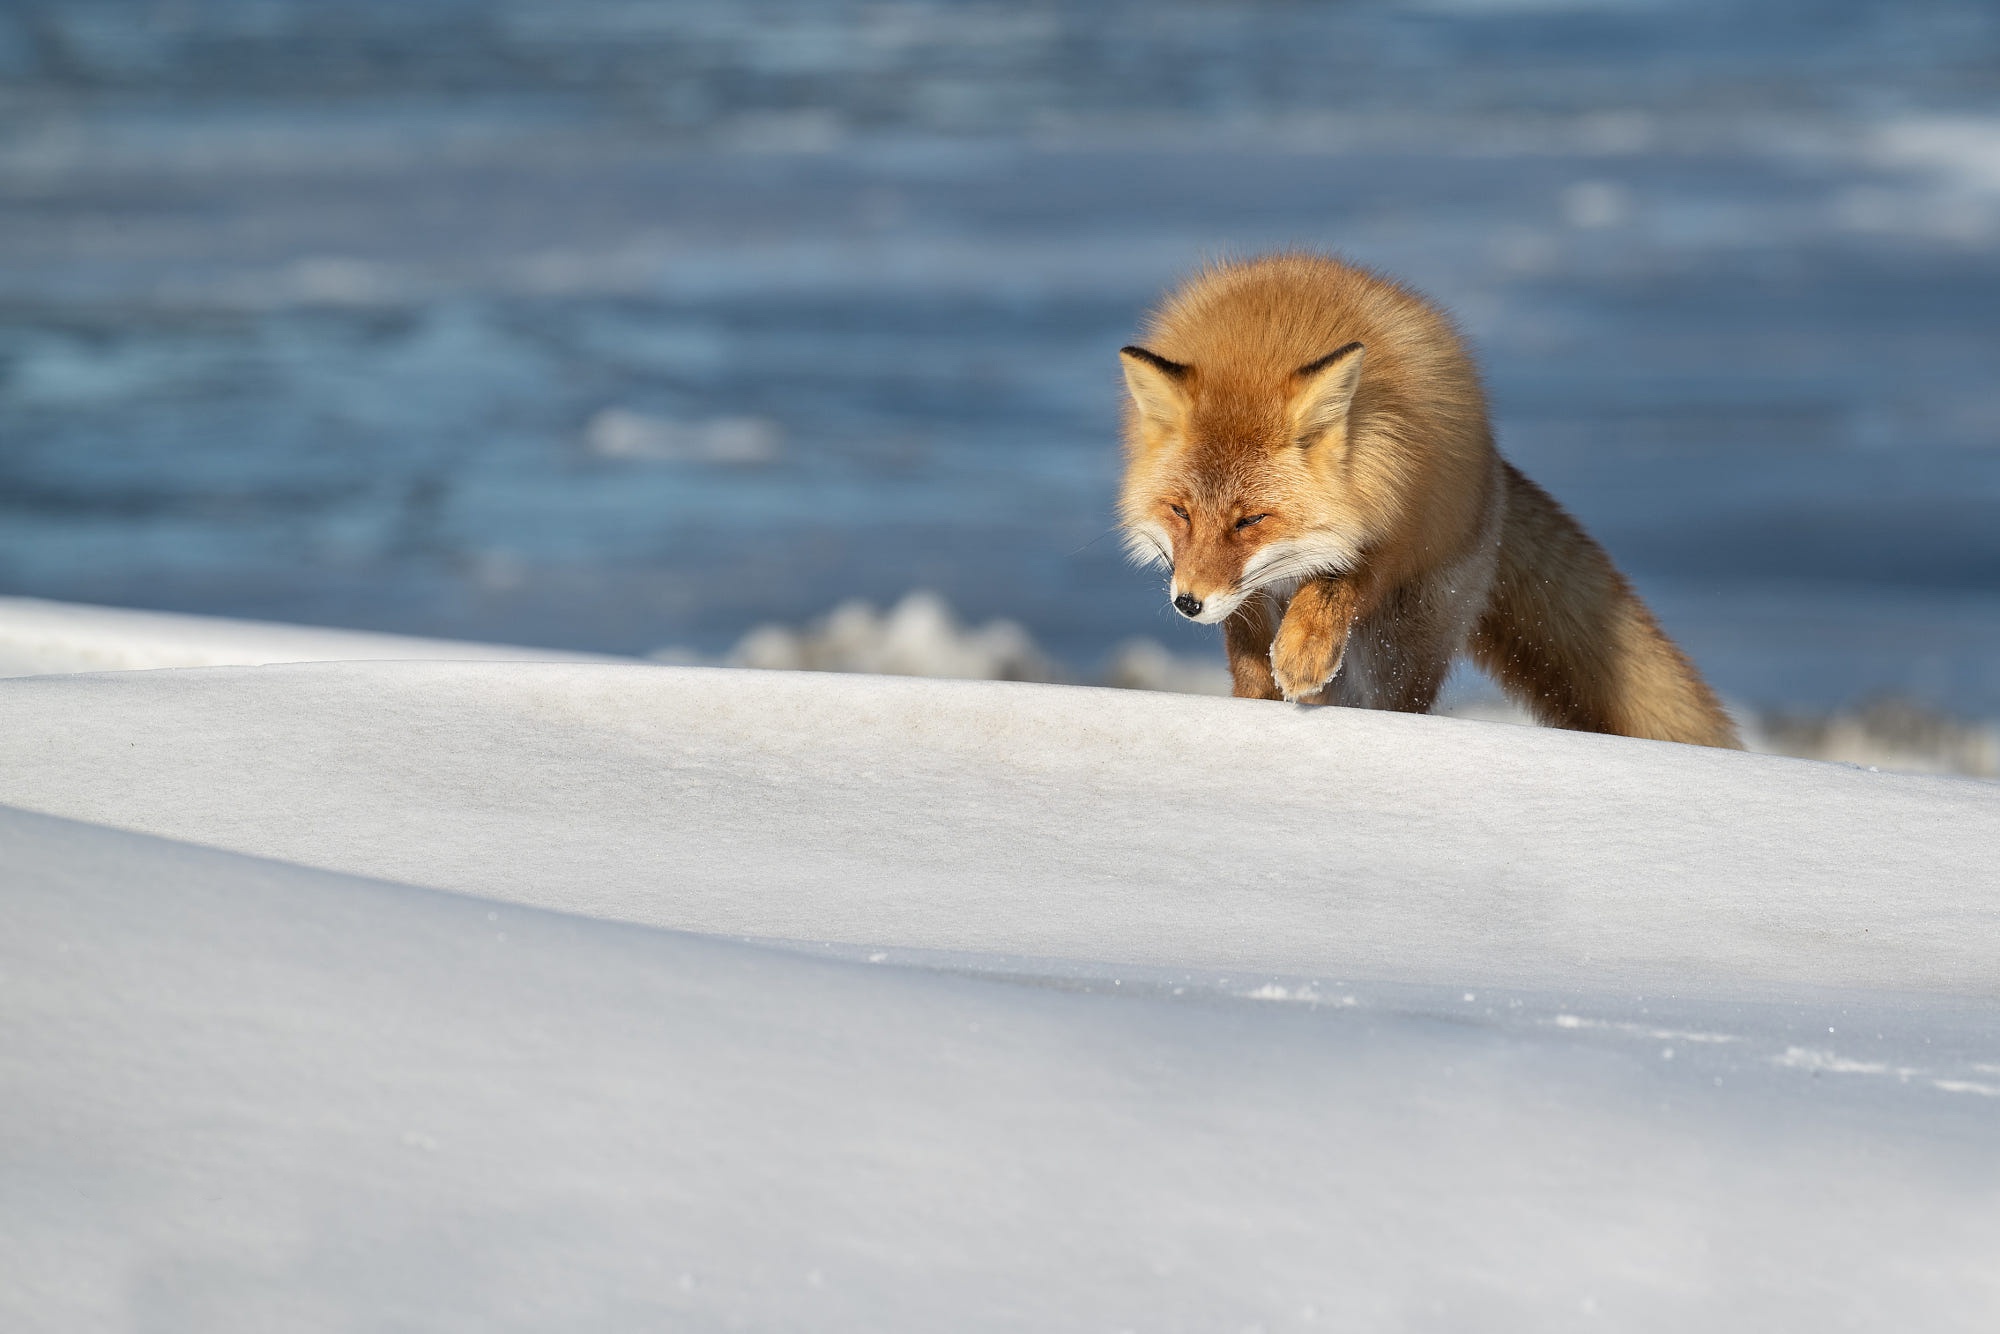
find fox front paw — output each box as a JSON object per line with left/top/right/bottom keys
{"left": 1269, "top": 627, "right": 1345, "bottom": 704}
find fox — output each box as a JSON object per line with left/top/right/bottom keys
{"left": 1117, "top": 252, "right": 1740, "bottom": 749}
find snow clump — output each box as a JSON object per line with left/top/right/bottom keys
{"left": 731, "top": 590, "right": 1058, "bottom": 683}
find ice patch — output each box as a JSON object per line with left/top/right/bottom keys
{"left": 582, "top": 408, "right": 783, "bottom": 465}
{"left": 1866, "top": 116, "right": 2000, "bottom": 195}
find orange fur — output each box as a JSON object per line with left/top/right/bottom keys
{"left": 1117, "top": 252, "right": 1739, "bottom": 749}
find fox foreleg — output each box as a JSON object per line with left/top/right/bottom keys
{"left": 1223, "top": 594, "right": 1284, "bottom": 700}
{"left": 1269, "top": 576, "right": 1366, "bottom": 703}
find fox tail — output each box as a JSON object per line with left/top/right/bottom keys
{"left": 1468, "top": 463, "right": 1741, "bottom": 749}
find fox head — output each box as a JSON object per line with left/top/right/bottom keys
{"left": 1116, "top": 341, "right": 1372, "bottom": 625}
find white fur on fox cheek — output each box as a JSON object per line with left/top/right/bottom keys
{"left": 1121, "top": 520, "right": 1174, "bottom": 569}
{"left": 1240, "top": 542, "right": 1299, "bottom": 586}
{"left": 1241, "top": 532, "right": 1362, "bottom": 589}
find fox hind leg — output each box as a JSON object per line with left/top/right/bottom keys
{"left": 1320, "top": 584, "right": 1458, "bottom": 714}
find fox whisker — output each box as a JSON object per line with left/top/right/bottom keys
{"left": 1243, "top": 547, "right": 1352, "bottom": 590}
{"left": 1068, "top": 526, "right": 1126, "bottom": 559}
{"left": 1119, "top": 524, "right": 1173, "bottom": 569}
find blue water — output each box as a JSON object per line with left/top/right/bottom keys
{"left": 2, "top": 0, "right": 1998, "bottom": 711}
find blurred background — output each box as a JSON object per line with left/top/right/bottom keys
{"left": 1, "top": 0, "right": 1997, "bottom": 758}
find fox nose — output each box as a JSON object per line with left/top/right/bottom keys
{"left": 1173, "top": 592, "right": 1202, "bottom": 618}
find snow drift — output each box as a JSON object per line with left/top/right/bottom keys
{"left": 2, "top": 658, "right": 1995, "bottom": 995}
{"left": 3, "top": 604, "right": 1999, "bottom": 1331}
{"left": 0, "top": 594, "right": 614, "bottom": 678}
{"left": 9, "top": 803, "right": 2000, "bottom": 1334}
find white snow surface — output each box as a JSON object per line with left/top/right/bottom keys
{"left": 4, "top": 605, "right": 2000, "bottom": 1330}
{"left": 0, "top": 594, "right": 618, "bottom": 678}
{"left": 5, "top": 658, "right": 1997, "bottom": 996}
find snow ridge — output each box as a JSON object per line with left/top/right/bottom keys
{"left": 4, "top": 631, "right": 1999, "bottom": 1330}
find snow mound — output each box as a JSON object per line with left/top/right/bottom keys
{"left": 6, "top": 617, "right": 2000, "bottom": 1329}
{"left": 708, "top": 591, "right": 2000, "bottom": 775}
{"left": 1, "top": 658, "right": 1995, "bottom": 996}
{"left": 7, "top": 792, "right": 2000, "bottom": 1331}
{"left": 0, "top": 594, "right": 617, "bottom": 679}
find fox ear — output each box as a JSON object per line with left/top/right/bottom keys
{"left": 1288, "top": 342, "right": 1365, "bottom": 446}
{"left": 1119, "top": 345, "right": 1191, "bottom": 429}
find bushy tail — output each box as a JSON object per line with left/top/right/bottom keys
{"left": 1469, "top": 463, "right": 1740, "bottom": 748}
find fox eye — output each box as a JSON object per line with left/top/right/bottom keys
{"left": 1235, "top": 513, "right": 1269, "bottom": 530}
{"left": 1169, "top": 504, "right": 1189, "bottom": 520}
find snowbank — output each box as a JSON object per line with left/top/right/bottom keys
{"left": 11, "top": 591, "right": 1994, "bottom": 777}
{"left": 4, "top": 605, "right": 2000, "bottom": 1330}
{"left": 2, "top": 658, "right": 1996, "bottom": 996}
{"left": 9, "top": 803, "right": 1999, "bottom": 1334}
{"left": 0, "top": 594, "right": 617, "bottom": 679}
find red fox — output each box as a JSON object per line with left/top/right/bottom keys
{"left": 1118, "top": 252, "right": 1740, "bottom": 748}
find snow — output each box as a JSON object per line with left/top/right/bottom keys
{"left": 4, "top": 656, "right": 1996, "bottom": 995}
{"left": 11, "top": 804, "right": 1999, "bottom": 1334}
{"left": 729, "top": 589, "right": 1056, "bottom": 683}
{"left": 4, "top": 603, "right": 2000, "bottom": 1330}
{"left": 0, "top": 594, "right": 617, "bottom": 679}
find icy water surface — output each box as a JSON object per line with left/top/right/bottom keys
{"left": 1, "top": 0, "right": 1998, "bottom": 712}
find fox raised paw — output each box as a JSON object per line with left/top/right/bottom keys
{"left": 1269, "top": 610, "right": 1345, "bottom": 703}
